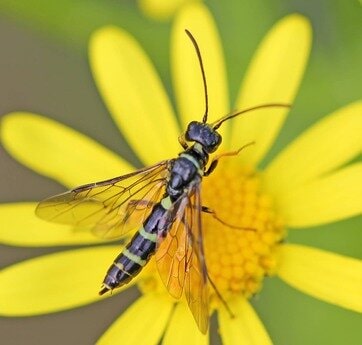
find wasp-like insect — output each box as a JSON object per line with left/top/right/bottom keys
{"left": 36, "top": 30, "right": 288, "bottom": 333}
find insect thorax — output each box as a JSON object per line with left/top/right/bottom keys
{"left": 166, "top": 151, "right": 203, "bottom": 199}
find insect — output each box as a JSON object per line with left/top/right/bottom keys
{"left": 36, "top": 30, "right": 289, "bottom": 334}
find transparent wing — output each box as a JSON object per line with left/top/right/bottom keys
{"left": 36, "top": 160, "right": 170, "bottom": 239}
{"left": 183, "top": 183, "right": 209, "bottom": 334}
{"left": 155, "top": 178, "right": 209, "bottom": 334}
{"left": 155, "top": 196, "right": 189, "bottom": 299}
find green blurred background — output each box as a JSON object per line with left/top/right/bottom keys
{"left": 0, "top": 0, "right": 361, "bottom": 344}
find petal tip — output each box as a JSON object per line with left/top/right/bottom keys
{"left": 176, "top": 0, "right": 209, "bottom": 20}
{"left": 283, "top": 13, "right": 310, "bottom": 26}
{"left": 93, "top": 24, "right": 121, "bottom": 34}
{"left": 279, "top": 13, "right": 312, "bottom": 41}
{"left": 1, "top": 112, "right": 33, "bottom": 141}
{"left": 89, "top": 25, "right": 135, "bottom": 53}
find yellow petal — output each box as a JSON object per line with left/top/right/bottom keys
{"left": 277, "top": 244, "right": 362, "bottom": 312}
{"left": 230, "top": 14, "right": 311, "bottom": 167}
{"left": 275, "top": 163, "right": 362, "bottom": 227}
{"left": 139, "top": 0, "right": 200, "bottom": 21}
{"left": 219, "top": 297, "right": 272, "bottom": 345}
{"left": 163, "top": 303, "right": 208, "bottom": 345}
{"left": 0, "top": 203, "right": 103, "bottom": 246}
{"left": 97, "top": 294, "right": 172, "bottom": 345}
{"left": 172, "top": 3, "right": 229, "bottom": 139}
{"left": 0, "top": 113, "right": 132, "bottom": 187}
{"left": 90, "top": 27, "right": 180, "bottom": 165}
{"left": 0, "top": 246, "right": 135, "bottom": 315}
{"left": 264, "top": 101, "right": 362, "bottom": 194}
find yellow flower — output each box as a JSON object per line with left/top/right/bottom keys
{"left": 1, "top": 3, "right": 361, "bottom": 344}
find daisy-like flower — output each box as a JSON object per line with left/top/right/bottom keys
{"left": 1, "top": 3, "right": 361, "bottom": 344}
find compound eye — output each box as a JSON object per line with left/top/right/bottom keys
{"left": 185, "top": 121, "right": 199, "bottom": 141}
{"left": 206, "top": 145, "right": 217, "bottom": 153}
{"left": 207, "top": 133, "right": 222, "bottom": 153}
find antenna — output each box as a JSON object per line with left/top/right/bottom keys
{"left": 185, "top": 29, "right": 209, "bottom": 124}
{"left": 212, "top": 103, "right": 291, "bottom": 130}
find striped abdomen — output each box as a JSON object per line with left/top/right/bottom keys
{"left": 99, "top": 197, "right": 172, "bottom": 295}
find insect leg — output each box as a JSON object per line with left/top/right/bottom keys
{"left": 204, "top": 142, "right": 255, "bottom": 176}
{"left": 206, "top": 271, "right": 235, "bottom": 319}
{"left": 204, "top": 160, "right": 218, "bottom": 176}
{"left": 201, "top": 206, "right": 255, "bottom": 231}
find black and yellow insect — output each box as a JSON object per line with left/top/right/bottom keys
{"left": 36, "top": 30, "right": 288, "bottom": 334}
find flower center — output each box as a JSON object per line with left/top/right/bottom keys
{"left": 139, "top": 162, "right": 285, "bottom": 303}
{"left": 202, "top": 162, "right": 284, "bottom": 301}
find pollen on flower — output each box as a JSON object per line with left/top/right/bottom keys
{"left": 202, "top": 162, "right": 285, "bottom": 302}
